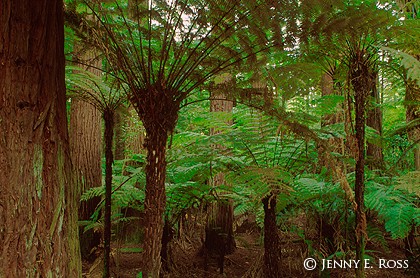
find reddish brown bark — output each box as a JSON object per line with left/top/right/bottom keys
{"left": 0, "top": 0, "right": 81, "bottom": 276}
{"left": 70, "top": 46, "right": 103, "bottom": 260}
{"left": 70, "top": 99, "right": 102, "bottom": 260}
{"left": 136, "top": 89, "right": 179, "bottom": 277}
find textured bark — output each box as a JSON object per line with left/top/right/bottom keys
{"left": 0, "top": 0, "right": 81, "bottom": 276}
{"left": 135, "top": 89, "right": 179, "bottom": 277}
{"left": 70, "top": 42, "right": 103, "bottom": 260}
{"left": 366, "top": 73, "right": 384, "bottom": 169}
{"left": 142, "top": 127, "right": 169, "bottom": 277}
{"left": 70, "top": 99, "right": 102, "bottom": 261}
{"left": 205, "top": 74, "right": 236, "bottom": 271}
{"left": 103, "top": 109, "right": 115, "bottom": 278}
{"left": 349, "top": 48, "right": 375, "bottom": 278}
{"left": 262, "top": 194, "right": 281, "bottom": 278}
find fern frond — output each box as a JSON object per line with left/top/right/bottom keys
{"left": 397, "top": 171, "right": 420, "bottom": 197}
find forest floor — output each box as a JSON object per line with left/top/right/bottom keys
{"left": 83, "top": 224, "right": 419, "bottom": 278}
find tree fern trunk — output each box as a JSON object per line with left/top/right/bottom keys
{"left": 262, "top": 194, "right": 281, "bottom": 278}
{"left": 138, "top": 90, "right": 179, "bottom": 277}
{"left": 349, "top": 46, "right": 375, "bottom": 278}
{"left": 142, "top": 126, "right": 169, "bottom": 277}
{"left": 103, "top": 109, "right": 115, "bottom": 278}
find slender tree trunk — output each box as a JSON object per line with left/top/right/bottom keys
{"left": 103, "top": 109, "right": 115, "bottom": 278}
{"left": 262, "top": 194, "right": 281, "bottom": 278}
{"left": 0, "top": 0, "right": 81, "bottom": 276}
{"left": 349, "top": 47, "right": 375, "bottom": 278}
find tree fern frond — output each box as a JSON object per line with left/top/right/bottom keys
{"left": 382, "top": 46, "right": 420, "bottom": 86}
{"left": 384, "top": 204, "right": 417, "bottom": 239}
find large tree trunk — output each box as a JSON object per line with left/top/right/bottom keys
{"left": 0, "top": 0, "right": 81, "bottom": 276}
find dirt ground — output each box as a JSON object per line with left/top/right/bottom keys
{"left": 82, "top": 229, "right": 419, "bottom": 278}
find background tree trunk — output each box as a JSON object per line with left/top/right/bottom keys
{"left": 119, "top": 106, "right": 145, "bottom": 243}
{"left": 204, "top": 74, "right": 236, "bottom": 273}
{"left": 366, "top": 72, "right": 384, "bottom": 169}
{"left": 318, "top": 72, "right": 344, "bottom": 169}
{"left": 70, "top": 49, "right": 103, "bottom": 261}
{"left": 0, "top": 0, "right": 81, "bottom": 276}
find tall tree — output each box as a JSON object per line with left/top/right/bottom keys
{"left": 0, "top": 0, "right": 81, "bottom": 276}
{"left": 204, "top": 73, "right": 236, "bottom": 273}
{"left": 348, "top": 39, "right": 377, "bottom": 278}
{"left": 70, "top": 47, "right": 103, "bottom": 260}
{"left": 67, "top": 64, "right": 125, "bottom": 277}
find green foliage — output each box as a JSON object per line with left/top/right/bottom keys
{"left": 65, "top": 1, "right": 420, "bottom": 269}
{"left": 79, "top": 156, "right": 145, "bottom": 231}
{"left": 382, "top": 46, "right": 420, "bottom": 86}
{"left": 365, "top": 175, "right": 419, "bottom": 239}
